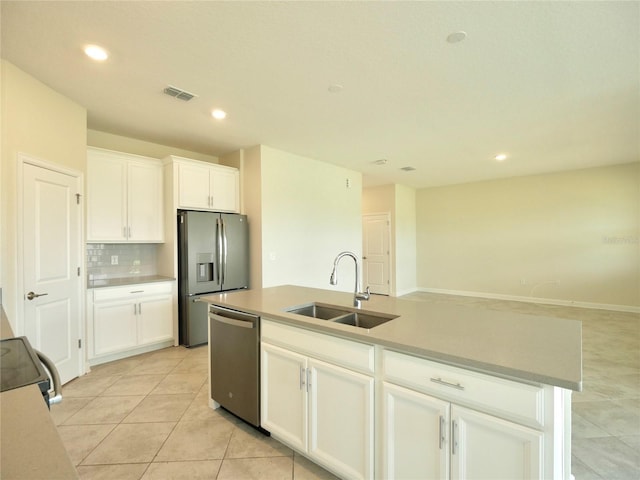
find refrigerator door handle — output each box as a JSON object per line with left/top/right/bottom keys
{"left": 222, "top": 218, "right": 228, "bottom": 285}
{"left": 216, "top": 217, "right": 223, "bottom": 285}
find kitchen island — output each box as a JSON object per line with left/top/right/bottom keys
{"left": 202, "top": 285, "right": 582, "bottom": 480}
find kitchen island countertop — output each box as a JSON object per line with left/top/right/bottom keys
{"left": 1, "top": 307, "right": 78, "bottom": 479}
{"left": 201, "top": 285, "right": 582, "bottom": 391}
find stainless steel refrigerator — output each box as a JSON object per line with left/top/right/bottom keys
{"left": 178, "top": 210, "right": 249, "bottom": 347}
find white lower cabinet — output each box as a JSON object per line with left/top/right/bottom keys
{"left": 451, "top": 405, "right": 543, "bottom": 480}
{"left": 261, "top": 320, "right": 374, "bottom": 480}
{"left": 261, "top": 343, "right": 307, "bottom": 451}
{"left": 259, "top": 323, "right": 570, "bottom": 480}
{"left": 383, "top": 349, "right": 552, "bottom": 480}
{"left": 384, "top": 382, "right": 543, "bottom": 480}
{"left": 88, "top": 282, "right": 174, "bottom": 363}
{"left": 93, "top": 299, "right": 138, "bottom": 355}
{"left": 383, "top": 382, "right": 449, "bottom": 480}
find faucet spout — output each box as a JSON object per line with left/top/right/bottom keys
{"left": 329, "top": 251, "right": 370, "bottom": 308}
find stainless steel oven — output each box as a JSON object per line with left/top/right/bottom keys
{"left": 0, "top": 336, "right": 62, "bottom": 409}
{"left": 209, "top": 305, "right": 260, "bottom": 427}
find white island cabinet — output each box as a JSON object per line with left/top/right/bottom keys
{"left": 87, "top": 281, "right": 175, "bottom": 365}
{"left": 87, "top": 147, "right": 164, "bottom": 243}
{"left": 382, "top": 349, "right": 568, "bottom": 480}
{"left": 261, "top": 319, "right": 374, "bottom": 480}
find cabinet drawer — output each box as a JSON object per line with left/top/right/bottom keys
{"left": 262, "top": 319, "right": 375, "bottom": 375}
{"left": 383, "top": 350, "right": 545, "bottom": 428}
{"left": 92, "top": 282, "right": 172, "bottom": 302}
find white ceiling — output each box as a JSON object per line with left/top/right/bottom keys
{"left": 1, "top": 1, "right": 638, "bottom": 188}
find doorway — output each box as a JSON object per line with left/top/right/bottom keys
{"left": 20, "top": 155, "right": 83, "bottom": 384}
{"left": 362, "top": 213, "right": 391, "bottom": 295}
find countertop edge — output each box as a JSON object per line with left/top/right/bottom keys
{"left": 87, "top": 275, "right": 175, "bottom": 289}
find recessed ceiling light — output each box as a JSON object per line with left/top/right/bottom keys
{"left": 494, "top": 154, "right": 508, "bottom": 161}
{"left": 372, "top": 159, "right": 388, "bottom": 165}
{"left": 328, "top": 84, "right": 343, "bottom": 93}
{"left": 211, "top": 109, "right": 227, "bottom": 120}
{"left": 84, "top": 44, "right": 108, "bottom": 61}
{"left": 400, "top": 166, "right": 416, "bottom": 172}
{"left": 446, "top": 31, "right": 467, "bottom": 44}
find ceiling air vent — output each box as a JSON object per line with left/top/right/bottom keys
{"left": 163, "top": 85, "right": 197, "bottom": 101}
{"left": 400, "top": 166, "right": 416, "bottom": 171}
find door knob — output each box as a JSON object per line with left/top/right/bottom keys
{"left": 26, "top": 291, "right": 48, "bottom": 301}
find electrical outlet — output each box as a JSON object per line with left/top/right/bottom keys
{"left": 520, "top": 278, "right": 527, "bottom": 286}
{"left": 111, "top": 255, "right": 118, "bottom": 265}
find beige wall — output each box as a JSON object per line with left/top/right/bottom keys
{"left": 362, "top": 184, "right": 417, "bottom": 296}
{"left": 0, "top": 60, "right": 87, "bottom": 324}
{"left": 416, "top": 163, "right": 640, "bottom": 309}
{"left": 395, "top": 184, "right": 417, "bottom": 296}
{"left": 256, "top": 146, "right": 362, "bottom": 290}
{"left": 87, "top": 130, "right": 218, "bottom": 163}
{"left": 242, "top": 146, "right": 263, "bottom": 290}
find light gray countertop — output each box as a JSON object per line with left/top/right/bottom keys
{"left": 87, "top": 274, "right": 175, "bottom": 289}
{"left": 201, "top": 285, "right": 583, "bottom": 391}
{"left": 1, "top": 307, "right": 78, "bottom": 479}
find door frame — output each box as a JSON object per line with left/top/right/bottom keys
{"left": 16, "top": 152, "right": 86, "bottom": 375}
{"left": 362, "top": 212, "right": 392, "bottom": 296}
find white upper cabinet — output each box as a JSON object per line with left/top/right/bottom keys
{"left": 87, "top": 147, "right": 164, "bottom": 242}
{"left": 175, "top": 158, "right": 239, "bottom": 212}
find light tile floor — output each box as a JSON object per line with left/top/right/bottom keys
{"left": 53, "top": 293, "right": 639, "bottom": 479}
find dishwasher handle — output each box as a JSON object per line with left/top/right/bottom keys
{"left": 209, "top": 305, "right": 258, "bottom": 329}
{"left": 210, "top": 312, "right": 255, "bottom": 329}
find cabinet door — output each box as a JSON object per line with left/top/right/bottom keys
{"left": 308, "top": 359, "right": 374, "bottom": 480}
{"left": 87, "top": 153, "right": 127, "bottom": 241}
{"left": 451, "top": 405, "right": 543, "bottom": 480}
{"left": 177, "top": 162, "right": 212, "bottom": 209}
{"left": 261, "top": 343, "right": 307, "bottom": 452}
{"left": 210, "top": 167, "right": 239, "bottom": 212}
{"left": 93, "top": 301, "right": 137, "bottom": 356}
{"left": 383, "top": 382, "right": 449, "bottom": 480}
{"left": 127, "top": 160, "right": 163, "bottom": 242}
{"left": 137, "top": 295, "right": 173, "bottom": 345}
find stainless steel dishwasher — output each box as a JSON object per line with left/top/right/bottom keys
{"left": 209, "top": 305, "right": 260, "bottom": 427}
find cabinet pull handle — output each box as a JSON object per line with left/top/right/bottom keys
{"left": 128, "top": 226, "right": 132, "bottom": 238}
{"left": 130, "top": 290, "right": 144, "bottom": 294}
{"left": 451, "top": 420, "right": 458, "bottom": 455}
{"left": 299, "top": 366, "right": 305, "bottom": 390}
{"left": 138, "top": 303, "right": 142, "bottom": 314}
{"left": 306, "top": 368, "right": 311, "bottom": 392}
{"left": 123, "top": 226, "right": 127, "bottom": 238}
{"left": 439, "top": 415, "right": 445, "bottom": 450}
{"left": 430, "top": 377, "right": 464, "bottom": 390}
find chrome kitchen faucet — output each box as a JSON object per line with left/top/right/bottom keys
{"left": 329, "top": 251, "right": 370, "bottom": 308}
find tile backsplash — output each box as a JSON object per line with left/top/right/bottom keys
{"left": 86, "top": 244, "right": 158, "bottom": 281}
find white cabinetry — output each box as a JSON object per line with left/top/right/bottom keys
{"left": 451, "top": 405, "right": 543, "bottom": 480}
{"left": 87, "top": 282, "right": 174, "bottom": 364}
{"left": 87, "top": 147, "right": 164, "bottom": 242}
{"left": 383, "top": 350, "right": 549, "bottom": 480}
{"left": 261, "top": 319, "right": 374, "bottom": 480}
{"left": 383, "top": 382, "right": 449, "bottom": 479}
{"left": 175, "top": 158, "right": 239, "bottom": 212}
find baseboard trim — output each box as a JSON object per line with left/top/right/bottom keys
{"left": 416, "top": 287, "right": 640, "bottom": 314}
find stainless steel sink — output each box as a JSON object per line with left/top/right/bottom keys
{"left": 286, "top": 303, "right": 350, "bottom": 320}
{"left": 332, "top": 311, "right": 396, "bottom": 329}
{"left": 285, "top": 302, "right": 397, "bottom": 330}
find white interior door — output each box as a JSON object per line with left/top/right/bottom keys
{"left": 22, "top": 160, "right": 82, "bottom": 385}
{"left": 362, "top": 213, "right": 390, "bottom": 295}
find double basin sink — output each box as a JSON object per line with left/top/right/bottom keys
{"left": 285, "top": 302, "right": 398, "bottom": 330}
